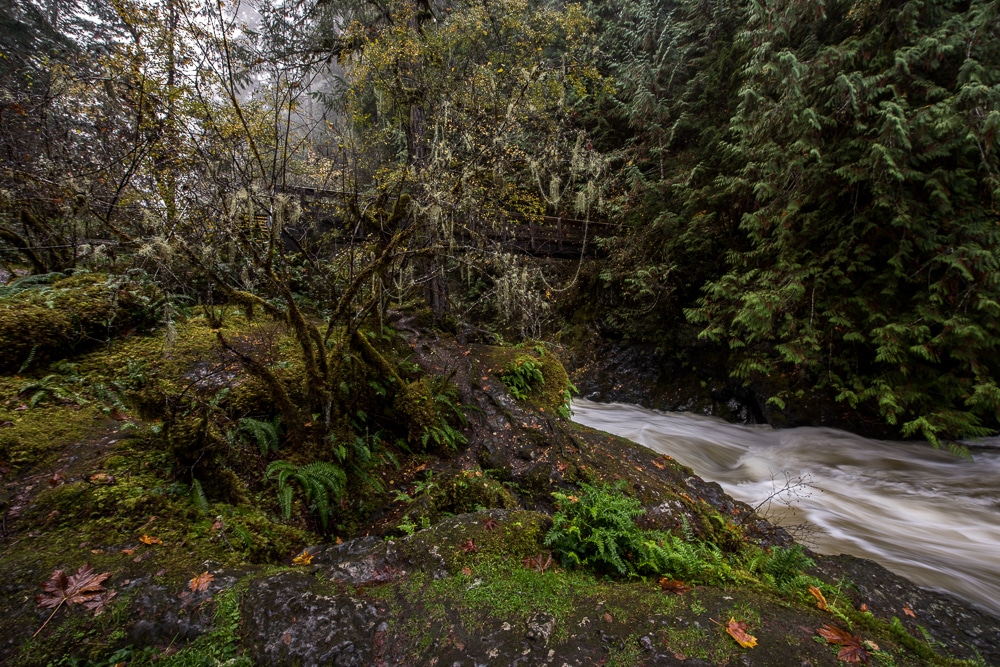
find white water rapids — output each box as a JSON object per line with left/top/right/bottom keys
{"left": 571, "top": 399, "right": 1000, "bottom": 618}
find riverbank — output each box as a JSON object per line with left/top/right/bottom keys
{"left": 0, "top": 287, "right": 997, "bottom": 665}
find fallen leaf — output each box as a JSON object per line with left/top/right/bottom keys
{"left": 522, "top": 552, "right": 553, "bottom": 572}
{"left": 292, "top": 550, "right": 313, "bottom": 566}
{"left": 482, "top": 517, "right": 499, "bottom": 531}
{"left": 139, "top": 534, "right": 162, "bottom": 545}
{"left": 81, "top": 589, "right": 117, "bottom": 616}
{"left": 89, "top": 473, "right": 115, "bottom": 485}
{"left": 189, "top": 572, "right": 214, "bottom": 592}
{"left": 603, "top": 613, "right": 613, "bottom": 623}
{"left": 211, "top": 518, "right": 223, "bottom": 531}
{"left": 460, "top": 539, "right": 478, "bottom": 553}
{"left": 36, "top": 564, "right": 111, "bottom": 610}
{"left": 335, "top": 536, "right": 343, "bottom": 545}
{"left": 34, "top": 564, "right": 114, "bottom": 636}
{"left": 903, "top": 605, "right": 916, "bottom": 618}
{"left": 808, "top": 585, "right": 829, "bottom": 610}
{"left": 651, "top": 459, "right": 665, "bottom": 469}
{"left": 49, "top": 473, "right": 66, "bottom": 487}
{"left": 859, "top": 603, "right": 868, "bottom": 612}
{"left": 461, "top": 567, "right": 472, "bottom": 576}
{"left": 120, "top": 548, "right": 134, "bottom": 555}
{"left": 817, "top": 624, "right": 870, "bottom": 664}
{"left": 658, "top": 578, "right": 693, "bottom": 595}
{"left": 722, "top": 617, "right": 758, "bottom": 648}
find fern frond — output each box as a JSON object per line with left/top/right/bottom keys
{"left": 191, "top": 478, "right": 209, "bottom": 513}
{"left": 276, "top": 484, "right": 294, "bottom": 519}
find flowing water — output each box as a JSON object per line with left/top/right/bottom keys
{"left": 571, "top": 399, "right": 1000, "bottom": 618}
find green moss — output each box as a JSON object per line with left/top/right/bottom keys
{"left": 0, "top": 272, "right": 161, "bottom": 373}
{"left": 486, "top": 343, "right": 574, "bottom": 416}
{"left": 0, "top": 400, "right": 108, "bottom": 475}
{"left": 395, "top": 378, "right": 438, "bottom": 445}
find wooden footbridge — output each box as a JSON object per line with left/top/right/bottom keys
{"left": 272, "top": 185, "right": 617, "bottom": 258}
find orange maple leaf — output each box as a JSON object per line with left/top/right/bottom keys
{"left": 808, "top": 585, "right": 829, "bottom": 610}
{"left": 188, "top": 572, "right": 214, "bottom": 592}
{"left": 658, "top": 578, "right": 693, "bottom": 595}
{"left": 902, "top": 605, "right": 916, "bottom": 618}
{"left": 717, "top": 617, "right": 757, "bottom": 648}
{"left": 817, "top": 624, "right": 870, "bottom": 664}
{"left": 139, "top": 534, "right": 162, "bottom": 545}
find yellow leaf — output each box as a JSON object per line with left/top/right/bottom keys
{"left": 724, "top": 617, "right": 757, "bottom": 648}
{"left": 808, "top": 585, "right": 829, "bottom": 611}
{"left": 292, "top": 550, "right": 314, "bottom": 566}
{"left": 139, "top": 534, "right": 162, "bottom": 545}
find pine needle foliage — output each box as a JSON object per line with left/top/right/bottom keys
{"left": 594, "top": 0, "right": 1000, "bottom": 444}
{"left": 687, "top": 0, "right": 1000, "bottom": 444}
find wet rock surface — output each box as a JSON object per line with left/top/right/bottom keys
{"left": 241, "top": 571, "right": 383, "bottom": 667}
{"left": 814, "top": 554, "right": 1000, "bottom": 665}
{"left": 233, "top": 511, "right": 1000, "bottom": 666}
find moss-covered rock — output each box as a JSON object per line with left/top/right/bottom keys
{"left": 0, "top": 273, "right": 162, "bottom": 372}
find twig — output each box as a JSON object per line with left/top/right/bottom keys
{"left": 32, "top": 600, "right": 64, "bottom": 638}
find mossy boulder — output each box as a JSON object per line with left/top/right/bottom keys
{"left": 0, "top": 273, "right": 161, "bottom": 372}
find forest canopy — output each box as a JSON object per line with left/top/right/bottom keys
{"left": 1, "top": 0, "right": 999, "bottom": 444}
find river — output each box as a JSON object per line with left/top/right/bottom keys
{"left": 571, "top": 399, "right": 1000, "bottom": 618}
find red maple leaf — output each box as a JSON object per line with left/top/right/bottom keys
{"left": 817, "top": 624, "right": 870, "bottom": 664}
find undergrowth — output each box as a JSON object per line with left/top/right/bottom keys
{"left": 545, "top": 483, "right": 815, "bottom": 590}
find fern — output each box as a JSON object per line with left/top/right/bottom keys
{"left": 501, "top": 355, "right": 545, "bottom": 400}
{"left": 230, "top": 522, "right": 254, "bottom": 548}
{"left": 266, "top": 460, "right": 346, "bottom": 529}
{"left": 239, "top": 416, "right": 283, "bottom": 456}
{"left": 0, "top": 272, "right": 62, "bottom": 298}
{"left": 545, "top": 483, "right": 738, "bottom": 583}
{"left": 760, "top": 544, "right": 814, "bottom": 590}
{"left": 17, "top": 346, "right": 37, "bottom": 374}
{"left": 544, "top": 483, "right": 648, "bottom": 575}
{"left": 191, "top": 478, "right": 210, "bottom": 513}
